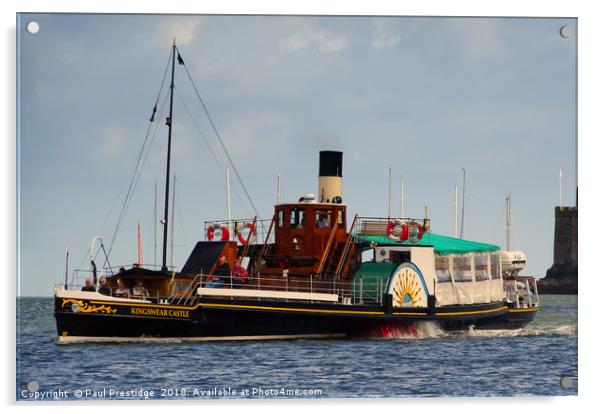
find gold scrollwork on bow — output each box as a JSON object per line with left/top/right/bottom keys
{"left": 61, "top": 299, "right": 117, "bottom": 314}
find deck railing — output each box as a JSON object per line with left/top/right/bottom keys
{"left": 57, "top": 270, "right": 389, "bottom": 306}
{"left": 203, "top": 218, "right": 274, "bottom": 245}
{"left": 352, "top": 216, "right": 431, "bottom": 242}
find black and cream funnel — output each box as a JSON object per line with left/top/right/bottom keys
{"left": 318, "top": 151, "right": 343, "bottom": 203}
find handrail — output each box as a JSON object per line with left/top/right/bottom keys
{"left": 316, "top": 221, "right": 339, "bottom": 276}
{"left": 240, "top": 216, "right": 257, "bottom": 259}
{"left": 175, "top": 275, "right": 200, "bottom": 305}
{"left": 251, "top": 214, "right": 276, "bottom": 276}
{"left": 335, "top": 214, "right": 358, "bottom": 276}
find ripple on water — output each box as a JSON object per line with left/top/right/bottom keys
{"left": 16, "top": 296, "right": 577, "bottom": 398}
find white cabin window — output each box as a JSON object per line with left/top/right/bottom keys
{"left": 435, "top": 256, "right": 452, "bottom": 283}
{"left": 490, "top": 253, "right": 501, "bottom": 279}
{"left": 474, "top": 254, "right": 490, "bottom": 281}
{"left": 452, "top": 255, "right": 473, "bottom": 282}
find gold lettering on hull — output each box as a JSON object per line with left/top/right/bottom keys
{"left": 130, "top": 307, "right": 190, "bottom": 318}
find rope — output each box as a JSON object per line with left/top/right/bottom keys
{"left": 174, "top": 86, "right": 254, "bottom": 217}
{"left": 176, "top": 46, "right": 261, "bottom": 220}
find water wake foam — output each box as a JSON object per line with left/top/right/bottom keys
{"left": 372, "top": 322, "right": 576, "bottom": 341}
{"left": 465, "top": 324, "right": 577, "bottom": 338}
{"left": 374, "top": 321, "right": 447, "bottom": 340}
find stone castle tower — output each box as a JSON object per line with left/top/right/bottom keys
{"left": 547, "top": 206, "right": 578, "bottom": 277}
{"left": 540, "top": 204, "right": 578, "bottom": 293}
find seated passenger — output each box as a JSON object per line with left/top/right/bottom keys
{"left": 81, "top": 278, "right": 96, "bottom": 292}
{"left": 231, "top": 259, "right": 249, "bottom": 286}
{"left": 132, "top": 280, "right": 150, "bottom": 297}
{"left": 114, "top": 279, "right": 130, "bottom": 298}
{"left": 97, "top": 277, "right": 110, "bottom": 295}
{"left": 204, "top": 256, "right": 230, "bottom": 288}
{"left": 316, "top": 214, "right": 329, "bottom": 228}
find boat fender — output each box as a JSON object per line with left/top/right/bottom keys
{"left": 237, "top": 222, "right": 256, "bottom": 244}
{"left": 206, "top": 224, "right": 230, "bottom": 241}
{"left": 386, "top": 219, "right": 408, "bottom": 242}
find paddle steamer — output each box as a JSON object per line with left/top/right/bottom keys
{"left": 54, "top": 41, "right": 539, "bottom": 343}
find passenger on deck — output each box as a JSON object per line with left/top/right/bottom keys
{"left": 81, "top": 278, "right": 96, "bottom": 292}
{"left": 231, "top": 258, "right": 249, "bottom": 286}
{"left": 204, "top": 256, "right": 230, "bottom": 288}
{"left": 114, "top": 279, "right": 130, "bottom": 298}
{"left": 316, "top": 214, "right": 329, "bottom": 228}
{"left": 132, "top": 280, "right": 150, "bottom": 297}
{"left": 97, "top": 277, "right": 110, "bottom": 295}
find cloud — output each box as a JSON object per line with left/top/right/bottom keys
{"left": 280, "top": 22, "right": 349, "bottom": 53}
{"left": 371, "top": 20, "right": 402, "bottom": 50}
{"left": 447, "top": 18, "right": 508, "bottom": 61}
{"left": 220, "top": 113, "right": 287, "bottom": 160}
{"left": 98, "top": 125, "right": 130, "bottom": 161}
{"left": 153, "top": 16, "right": 204, "bottom": 48}
{"left": 372, "top": 34, "right": 401, "bottom": 50}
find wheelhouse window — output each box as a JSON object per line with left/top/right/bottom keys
{"left": 277, "top": 209, "right": 285, "bottom": 228}
{"left": 315, "top": 209, "right": 332, "bottom": 228}
{"left": 290, "top": 208, "right": 305, "bottom": 229}
{"left": 337, "top": 209, "right": 345, "bottom": 228}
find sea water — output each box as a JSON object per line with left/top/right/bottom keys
{"left": 15, "top": 295, "right": 577, "bottom": 400}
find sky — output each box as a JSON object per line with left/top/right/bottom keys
{"left": 17, "top": 14, "right": 577, "bottom": 296}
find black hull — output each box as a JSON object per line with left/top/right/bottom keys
{"left": 54, "top": 295, "right": 537, "bottom": 342}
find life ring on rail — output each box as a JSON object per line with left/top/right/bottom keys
{"left": 406, "top": 221, "right": 425, "bottom": 243}
{"left": 206, "top": 224, "right": 230, "bottom": 241}
{"left": 386, "top": 219, "right": 408, "bottom": 242}
{"left": 237, "top": 222, "right": 256, "bottom": 245}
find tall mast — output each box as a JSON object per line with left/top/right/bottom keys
{"left": 453, "top": 185, "right": 458, "bottom": 238}
{"left": 506, "top": 192, "right": 512, "bottom": 251}
{"left": 161, "top": 39, "right": 176, "bottom": 273}
{"left": 170, "top": 175, "right": 176, "bottom": 269}
{"left": 154, "top": 182, "right": 157, "bottom": 267}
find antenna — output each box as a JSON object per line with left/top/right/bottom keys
{"left": 460, "top": 168, "right": 466, "bottom": 239}
{"left": 506, "top": 192, "right": 512, "bottom": 251}
{"left": 400, "top": 176, "right": 404, "bottom": 218}
{"left": 387, "top": 166, "right": 392, "bottom": 218}
{"left": 277, "top": 172, "right": 281, "bottom": 205}
{"left": 226, "top": 167, "right": 231, "bottom": 221}
{"left": 453, "top": 185, "right": 458, "bottom": 238}
{"left": 64, "top": 248, "right": 69, "bottom": 290}
{"left": 559, "top": 168, "right": 563, "bottom": 208}
{"left": 137, "top": 220, "right": 144, "bottom": 266}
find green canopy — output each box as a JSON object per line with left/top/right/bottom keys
{"left": 354, "top": 232, "right": 500, "bottom": 256}
{"left": 351, "top": 262, "right": 396, "bottom": 300}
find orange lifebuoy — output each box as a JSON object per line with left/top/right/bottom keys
{"left": 206, "top": 224, "right": 230, "bottom": 241}
{"left": 386, "top": 219, "right": 408, "bottom": 242}
{"left": 237, "top": 222, "right": 256, "bottom": 244}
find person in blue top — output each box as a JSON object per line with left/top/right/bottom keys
{"left": 204, "top": 256, "right": 231, "bottom": 288}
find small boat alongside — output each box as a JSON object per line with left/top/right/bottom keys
{"left": 54, "top": 41, "right": 539, "bottom": 343}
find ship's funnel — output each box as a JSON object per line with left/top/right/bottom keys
{"left": 318, "top": 151, "right": 343, "bottom": 203}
